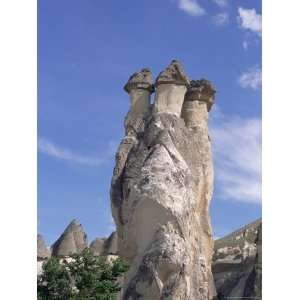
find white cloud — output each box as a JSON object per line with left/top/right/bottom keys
{"left": 210, "top": 108, "right": 261, "bottom": 204}
{"left": 38, "top": 137, "right": 116, "bottom": 166}
{"left": 239, "top": 66, "right": 262, "bottom": 90}
{"left": 213, "top": 12, "right": 229, "bottom": 26}
{"left": 212, "top": 0, "right": 228, "bottom": 8}
{"left": 237, "top": 7, "right": 262, "bottom": 36}
{"left": 177, "top": 0, "right": 206, "bottom": 16}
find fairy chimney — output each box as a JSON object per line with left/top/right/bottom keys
{"left": 181, "top": 79, "right": 216, "bottom": 128}
{"left": 154, "top": 60, "right": 190, "bottom": 116}
{"left": 111, "top": 60, "right": 216, "bottom": 299}
{"left": 123, "top": 68, "right": 154, "bottom": 136}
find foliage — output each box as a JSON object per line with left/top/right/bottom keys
{"left": 37, "top": 257, "right": 73, "bottom": 300}
{"left": 37, "top": 248, "right": 129, "bottom": 300}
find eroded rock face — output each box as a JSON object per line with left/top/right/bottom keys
{"left": 111, "top": 60, "right": 216, "bottom": 299}
{"left": 212, "top": 219, "right": 262, "bottom": 299}
{"left": 90, "top": 231, "right": 118, "bottom": 256}
{"left": 37, "top": 234, "right": 50, "bottom": 260}
{"left": 90, "top": 237, "right": 106, "bottom": 256}
{"left": 105, "top": 231, "right": 118, "bottom": 255}
{"left": 51, "top": 219, "right": 88, "bottom": 257}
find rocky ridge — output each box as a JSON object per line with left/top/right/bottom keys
{"left": 213, "top": 218, "right": 262, "bottom": 299}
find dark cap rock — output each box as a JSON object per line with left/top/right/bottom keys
{"left": 124, "top": 68, "right": 154, "bottom": 93}
{"left": 184, "top": 79, "right": 216, "bottom": 111}
{"left": 155, "top": 60, "right": 190, "bottom": 87}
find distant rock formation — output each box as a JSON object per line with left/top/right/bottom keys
{"left": 212, "top": 219, "right": 262, "bottom": 299}
{"left": 51, "top": 219, "right": 88, "bottom": 257}
{"left": 105, "top": 231, "right": 118, "bottom": 255}
{"left": 111, "top": 60, "right": 216, "bottom": 299}
{"left": 90, "top": 231, "right": 118, "bottom": 256}
{"left": 37, "top": 234, "right": 51, "bottom": 260}
{"left": 90, "top": 237, "right": 106, "bottom": 256}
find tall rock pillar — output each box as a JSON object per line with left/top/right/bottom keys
{"left": 181, "top": 79, "right": 215, "bottom": 129}
{"left": 111, "top": 60, "right": 216, "bottom": 299}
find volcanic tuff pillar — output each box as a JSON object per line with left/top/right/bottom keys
{"left": 181, "top": 79, "right": 215, "bottom": 129}
{"left": 123, "top": 68, "right": 154, "bottom": 136}
{"left": 154, "top": 60, "right": 190, "bottom": 116}
{"left": 111, "top": 60, "right": 216, "bottom": 299}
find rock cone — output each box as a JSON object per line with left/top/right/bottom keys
{"left": 51, "top": 219, "right": 88, "bottom": 257}
{"left": 90, "top": 237, "right": 106, "bottom": 256}
{"left": 90, "top": 231, "right": 118, "bottom": 256}
{"left": 37, "top": 234, "right": 50, "bottom": 260}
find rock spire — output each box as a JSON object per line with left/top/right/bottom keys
{"left": 181, "top": 79, "right": 216, "bottom": 129}
{"left": 111, "top": 60, "right": 216, "bottom": 299}
{"left": 154, "top": 60, "right": 190, "bottom": 116}
{"left": 90, "top": 231, "right": 118, "bottom": 256}
{"left": 37, "top": 234, "right": 50, "bottom": 261}
{"left": 51, "top": 219, "right": 88, "bottom": 257}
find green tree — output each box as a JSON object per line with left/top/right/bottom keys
{"left": 37, "top": 257, "right": 74, "bottom": 300}
{"left": 37, "top": 249, "right": 129, "bottom": 300}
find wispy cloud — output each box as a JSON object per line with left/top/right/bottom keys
{"left": 237, "top": 7, "right": 262, "bottom": 37}
{"left": 238, "top": 66, "right": 262, "bottom": 90}
{"left": 177, "top": 0, "right": 206, "bottom": 16}
{"left": 212, "top": 0, "right": 228, "bottom": 8}
{"left": 210, "top": 107, "right": 261, "bottom": 204}
{"left": 212, "top": 12, "right": 229, "bottom": 26}
{"left": 38, "top": 137, "right": 117, "bottom": 166}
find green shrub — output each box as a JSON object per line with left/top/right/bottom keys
{"left": 37, "top": 248, "right": 129, "bottom": 300}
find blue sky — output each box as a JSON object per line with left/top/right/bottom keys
{"left": 38, "top": 0, "right": 261, "bottom": 245}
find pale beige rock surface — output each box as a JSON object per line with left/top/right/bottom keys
{"left": 154, "top": 60, "right": 190, "bottom": 116}
{"left": 111, "top": 60, "right": 216, "bottom": 299}
{"left": 123, "top": 68, "right": 154, "bottom": 136}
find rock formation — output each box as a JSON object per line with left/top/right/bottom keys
{"left": 90, "top": 231, "right": 118, "bottom": 256}
{"left": 212, "top": 219, "right": 262, "bottom": 299}
{"left": 154, "top": 60, "right": 189, "bottom": 116}
{"left": 37, "top": 234, "right": 51, "bottom": 275}
{"left": 105, "top": 231, "right": 118, "bottom": 255}
{"left": 37, "top": 234, "right": 51, "bottom": 260}
{"left": 51, "top": 219, "right": 88, "bottom": 257}
{"left": 111, "top": 60, "right": 216, "bottom": 299}
{"left": 90, "top": 237, "right": 106, "bottom": 256}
